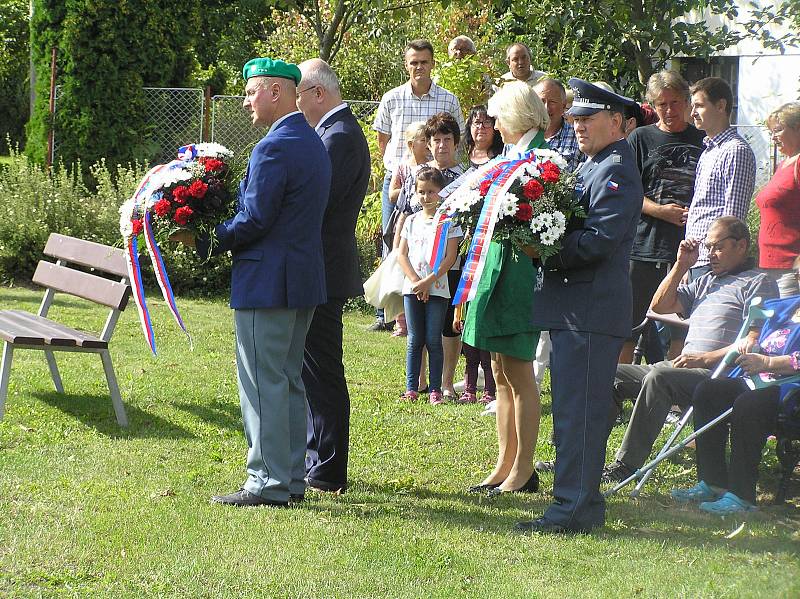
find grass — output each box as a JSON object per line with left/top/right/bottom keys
{"left": 0, "top": 286, "right": 798, "bottom": 598}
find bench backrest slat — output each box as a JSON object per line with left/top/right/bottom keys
{"left": 43, "top": 233, "right": 128, "bottom": 278}
{"left": 32, "top": 262, "right": 131, "bottom": 310}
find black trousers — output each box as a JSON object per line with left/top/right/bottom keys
{"left": 302, "top": 297, "right": 350, "bottom": 488}
{"left": 693, "top": 378, "right": 780, "bottom": 504}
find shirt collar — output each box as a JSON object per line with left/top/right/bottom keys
{"left": 315, "top": 103, "right": 348, "bottom": 134}
{"left": 404, "top": 81, "right": 438, "bottom": 99}
{"left": 703, "top": 126, "right": 736, "bottom": 149}
{"left": 268, "top": 110, "right": 301, "bottom": 136}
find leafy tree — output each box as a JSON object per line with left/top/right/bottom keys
{"left": 27, "top": 1, "right": 199, "bottom": 170}
{"left": 0, "top": 0, "right": 29, "bottom": 148}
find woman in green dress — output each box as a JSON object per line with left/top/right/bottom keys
{"left": 463, "top": 81, "right": 549, "bottom": 495}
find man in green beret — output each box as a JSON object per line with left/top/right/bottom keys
{"left": 174, "top": 57, "right": 332, "bottom": 507}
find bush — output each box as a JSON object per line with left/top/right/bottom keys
{"left": 0, "top": 150, "right": 232, "bottom": 294}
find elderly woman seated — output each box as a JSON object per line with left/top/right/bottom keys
{"left": 671, "top": 256, "right": 800, "bottom": 514}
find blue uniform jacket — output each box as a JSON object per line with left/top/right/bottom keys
{"left": 531, "top": 138, "right": 643, "bottom": 338}
{"left": 200, "top": 112, "right": 332, "bottom": 310}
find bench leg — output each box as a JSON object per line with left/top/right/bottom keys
{"left": 44, "top": 350, "right": 64, "bottom": 393}
{"left": 0, "top": 343, "right": 13, "bottom": 421}
{"left": 100, "top": 350, "right": 128, "bottom": 427}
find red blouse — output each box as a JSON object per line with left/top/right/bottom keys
{"left": 756, "top": 158, "right": 800, "bottom": 269}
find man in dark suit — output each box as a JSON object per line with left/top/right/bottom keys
{"left": 296, "top": 59, "right": 371, "bottom": 493}
{"left": 175, "top": 57, "right": 332, "bottom": 507}
{"left": 516, "top": 80, "right": 643, "bottom": 533}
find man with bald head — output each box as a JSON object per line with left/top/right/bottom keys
{"left": 175, "top": 57, "right": 332, "bottom": 507}
{"left": 296, "top": 59, "right": 370, "bottom": 493}
{"left": 497, "top": 42, "right": 545, "bottom": 86}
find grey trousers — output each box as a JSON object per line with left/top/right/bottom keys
{"left": 235, "top": 307, "right": 315, "bottom": 502}
{"left": 613, "top": 360, "right": 710, "bottom": 469}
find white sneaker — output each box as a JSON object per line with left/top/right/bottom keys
{"left": 480, "top": 399, "right": 497, "bottom": 416}
{"left": 454, "top": 366, "right": 486, "bottom": 393}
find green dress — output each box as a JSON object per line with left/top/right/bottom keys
{"left": 461, "top": 131, "right": 546, "bottom": 361}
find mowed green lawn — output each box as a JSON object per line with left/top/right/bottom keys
{"left": 0, "top": 287, "right": 798, "bottom": 598}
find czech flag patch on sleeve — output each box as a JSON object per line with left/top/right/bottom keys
{"left": 607, "top": 180, "right": 619, "bottom": 191}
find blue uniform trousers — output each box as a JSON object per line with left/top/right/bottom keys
{"left": 236, "top": 307, "right": 315, "bottom": 502}
{"left": 546, "top": 329, "right": 624, "bottom": 531}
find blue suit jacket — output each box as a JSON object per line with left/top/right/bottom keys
{"left": 531, "top": 139, "right": 643, "bottom": 338}
{"left": 316, "top": 106, "right": 371, "bottom": 299}
{"left": 200, "top": 112, "right": 332, "bottom": 309}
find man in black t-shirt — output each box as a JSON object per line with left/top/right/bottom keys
{"left": 620, "top": 71, "right": 705, "bottom": 363}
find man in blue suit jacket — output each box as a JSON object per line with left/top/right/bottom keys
{"left": 297, "top": 59, "right": 370, "bottom": 492}
{"left": 177, "top": 57, "right": 332, "bottom": 507}
{"left": 516, "top": 80, "right": 643, "bottom": 533}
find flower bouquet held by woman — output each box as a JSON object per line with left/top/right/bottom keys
{"left": 119, "top": 143, "right": 236, "bottom": 354}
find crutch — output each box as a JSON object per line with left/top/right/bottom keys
{"left": 605, "top": 297, "right": 774, "bottom": 498}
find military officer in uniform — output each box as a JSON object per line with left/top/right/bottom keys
{"left": 516, "top": 79, "right": 643, "bottom": 533}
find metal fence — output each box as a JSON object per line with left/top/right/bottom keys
{"left": 735, "top": 124, "right": 778, "bottom": 190}
{"left": 144, "top": 87, "right": 204, "bottom": 164}
{"left": 210, "top": 96, "right": 379, "bottom": 159}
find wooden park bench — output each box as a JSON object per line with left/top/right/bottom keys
{"left": 0, "top": 233, "right": 132, "bottom": 426}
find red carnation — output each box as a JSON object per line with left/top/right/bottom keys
{"left": 515, "top": 203, "right": 533, "bottom": 221}
{"left": 153, "top": 198, "right": 172, "bottom": 217}
{"left": 188, "top": 180, "right": 209, "bottom": 199}
{"left": 479, "top": 178, "right": 492, "bottom": 196}
{"left": 522, "top": 179, "right": 544, "bottom": 201}
{"left": 131, "top": 219, "right": 143, "bottom": 235}
{"left": 173, "top": 206, "right": 194, "bottom": 226}
{"left": 541, "top": 162, "right": 560, "bottom": 183}
{"left": 204, "top": 158, "right": 225, "bottom": 172}
{"left": 172, "top": 185, "right": 190, "bottom": 204}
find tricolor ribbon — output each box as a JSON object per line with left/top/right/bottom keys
{"left": 123, "top": 152, "right": 194, "bottom": 355}
{"left": 449, "top": 153, "right": 536, "bottom": 305}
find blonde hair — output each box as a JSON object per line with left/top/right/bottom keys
{"left": 404, "top": 120, "right": 427, "bottom": 145}
{"left": 767, "top": 102, "right": 800, "bottom": 131}
{"left": 487, "top": 80, "right": 549, "bottom": 135}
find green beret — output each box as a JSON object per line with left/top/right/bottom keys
{"left": 242, "top": 57, "right": 302, "bottom": 85}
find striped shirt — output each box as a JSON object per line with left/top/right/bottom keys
{"left": 373, "top": 82, "right": 464, "bottom": 172}
{"left": 546, "top": 118, "right": 585, "bottom": 173}
{"left": 685, "top": 127, "right": 756, "bottom": 265}
{"left": 677, "top": 267, "right": 777, "bottom": 355}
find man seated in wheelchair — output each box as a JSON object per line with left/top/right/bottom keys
{"left": 672, "top": 259, "right": 800, "bottom": 514}
{"left": 602, "top": 217, "right": 779, "bottom": 484}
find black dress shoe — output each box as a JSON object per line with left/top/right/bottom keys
{"left": 289, "top": 493, "right": 305, "bottom": 503}
{"left": 486, "top": 471, "right": 539, "bottom": 497}
{"left": 513, "top": 517, "right": 568, "bottom": 534}
{"left": 467, "top": 482, "right": 501, "bottom": 494}
{"left": 211, "top": 489, "right": 288, "bottom": 508}
{"left": 306, "top": 476, "right": 347, "bottom": 493}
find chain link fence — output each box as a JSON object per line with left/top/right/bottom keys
{"left": 735, "top": 124, "right": 778, "bottom": 190}
{"left": 210, "top": 97, "right": 379, "bottom": 160}
{"left": 143, "top": 87, "right": 204, "bottom": 164}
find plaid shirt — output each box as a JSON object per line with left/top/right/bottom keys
{"left": 685, "top": 127, "right": 756, "bottom": 265}
{"left": 373, "top": 81, "right": 464, "bottom": 172}
{"left": 545, "top": 118, "right": 585, "bottom": 173}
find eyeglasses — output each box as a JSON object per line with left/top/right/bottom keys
{"left": 471, "top": 120, "right": 493, "bottom": 128}
{"left": 295, "top": 85, "right": 317, "bottom": 99}
{"left": 703, "top": 235, "right": 738, "bottom": 253}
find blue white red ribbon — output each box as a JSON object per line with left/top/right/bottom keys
{"left": 449, "top": 154, "right": 535, "bottom": 305}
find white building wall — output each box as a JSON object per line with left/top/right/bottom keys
{"left": 736, "top": 54, "right": 800, "bottom": 188}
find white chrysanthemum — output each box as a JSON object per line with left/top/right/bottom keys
{"left": 496, "top": 192, "right": 518, "bottom": 219}
{"left": 530, "top": 214, "right": 546, "bottom": 233}
{"left": 119, "top": 198, "right": 137, "bottom": 237}
{"left": 540, "top": 212, "right": 555, "bottom": 229}
{"left": 540, "top": 230, "right": 558, "bottom": 246}
{"left": 553, "top": 211, "right": 566, "bottom": 227}
{"left": 158, "top": 167, "right": 193, "bottom": 188}
{"left": 522, "top": 163, "right": 541, "bottom": 179}
{"left": 195, "top": 142, "right": 233, "bottom": 158}
{"left": 533, "top": 149, "right": 568, "bottom": 170}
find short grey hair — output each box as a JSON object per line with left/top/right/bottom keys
{"left": 488, "top": 80, "right": 549, "bottom": 135}
{"left": 449, "top": 35, "right": 476, "bottom": 53}
{"left": 712, "top": 216, "right": 751, "bottom": 248}
{"left": 505, "top": 42, "right": 531, "bottom": 61}
{"left": 299, "top": 59, "right": 340, "bottom": 95}
{"left": 645, "top": 70, "right": 690, "bottom": 103}
{"left": 534, "top": 78, "right": 567, "bottom": 103}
